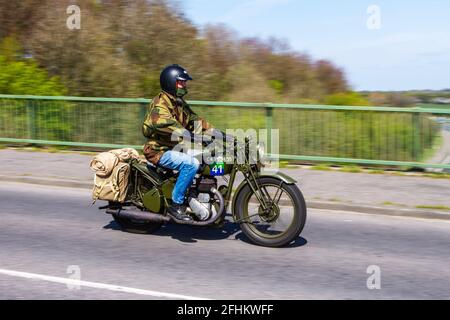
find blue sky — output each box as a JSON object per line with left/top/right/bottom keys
{"left": 185, "top": 0, "right": 450, "bottom": 91}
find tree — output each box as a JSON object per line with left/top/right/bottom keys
{"left": 315, "top": 60, "right": 348, "bottom": 96}
{"left": 1, "top": 0, "right": 351, "bottom": 101}
{"left": 0, "top": 0, "right": 47, "bottom": 40}
{"left": 0, "top": 55, "right": 66, "bottom": 95}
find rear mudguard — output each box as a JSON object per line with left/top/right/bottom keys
{"left": 231, "top": 171, "right": 297, "bottom": 220}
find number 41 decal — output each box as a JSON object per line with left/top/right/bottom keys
{"left": 211, "top": 163, "right": 224, "bottom": 176}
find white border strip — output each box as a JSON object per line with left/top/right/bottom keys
{"left": 0, "top": 269, "right": 210, "bottom": 300}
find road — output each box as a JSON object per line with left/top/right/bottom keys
{"left": 3, "top": 149, "right": 450, "bottom": 211}
{"left": 0, "top": 182, "right": 449, "bottom": 300}
{"left": 428, "top": 125, "right": 450, "bottom": 173}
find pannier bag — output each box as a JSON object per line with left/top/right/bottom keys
{"left": 92, "top": 162, "right": 130, "bottom": 203}
{"left": 90, "top": 148, "right": 140, "bottom": 203}
{"left": 90, "top": 152, "right": 119, "bottom": 178}
{"left": 109, "top": 148, "right": 140, "bottom": 163}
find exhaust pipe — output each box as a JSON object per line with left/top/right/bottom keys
{"left": 105, "top": 188, "right": 225, "bottom": 226}
{"left": 106, "top": 208, "right": 171, "bottom": 223}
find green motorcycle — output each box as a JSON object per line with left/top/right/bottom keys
{"left": 102, "top": 137, "right": 307, "bottom": 247}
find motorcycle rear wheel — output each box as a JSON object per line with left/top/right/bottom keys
{"left": 113, "top": 215, "right": 162, "bottom": 234}
{"left": 235, "top": 177, "right": 307, "bottom": 247}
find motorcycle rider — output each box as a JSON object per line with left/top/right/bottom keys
{"left": 142, "top": 64, "right": 214, "bottom": 222}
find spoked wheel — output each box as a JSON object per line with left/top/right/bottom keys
{"left": 235, "top": 177, "right": 307, "bottom": 247}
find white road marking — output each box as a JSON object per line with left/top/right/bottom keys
{"left": 313, "top": 208, "right": 450, "bottom": 223}
{"left": 0, "top": 269, "right": 210, "bottom": 300}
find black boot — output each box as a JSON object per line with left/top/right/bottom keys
{"left": 168, "top": 203, "right": 193, "bottom": 222}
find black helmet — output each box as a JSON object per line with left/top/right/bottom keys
{"left": 160, "top": 64, "right": 193, "bottom": 97}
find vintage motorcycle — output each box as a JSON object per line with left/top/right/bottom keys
{"left": 100, "top": 137, "right": 307, "bottom": 247}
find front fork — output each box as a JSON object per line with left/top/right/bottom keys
{"left": 223, "top": 166, "right": 238, "bottom": 216}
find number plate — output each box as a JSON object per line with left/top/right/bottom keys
{"left": 210, "top": 163, "right": 225, "bottom": 177}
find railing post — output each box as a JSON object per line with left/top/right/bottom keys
{"left": 265, "top": 104, "right": 273, "bottom": 155}
{"left": 27, "top": 100, "right": 37, "bottom": 141}
{"left": 412, "top": 112, "right": 421, "bottom": 161}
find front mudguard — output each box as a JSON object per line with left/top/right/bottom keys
{"left": 231, "top": 171, "right": 297, "bottom": 220}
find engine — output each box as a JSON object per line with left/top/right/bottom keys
{"left": 196, "top": 177, "right": 217, "bottom": 193}
{"left": 188, "top": 177, "right": 219, "bottom": 221}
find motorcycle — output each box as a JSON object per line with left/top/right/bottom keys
{"left": 100, "top": 137, "right": 307, "bottom": 247}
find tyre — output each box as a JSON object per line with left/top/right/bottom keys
{"left": 234, "top": 177, "right": 307, "bottom": 247}
{"left": 112, "top": 215, "right": 162, "bottom": 234}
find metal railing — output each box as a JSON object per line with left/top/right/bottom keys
{"left": 1, "top": 94, "right": 450, "bottom": 170}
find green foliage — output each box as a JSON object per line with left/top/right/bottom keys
{"left": 278, "top": 161, "right": 290, "bottom": 169}
{"left": 273, "top": 109, "right": 440, "bottom": 162}
{"left": 269, "top": 80, "right": 284, "bottom": 96}
{"left": 324, "top": 92, "right": 369, "bottom": 106}
{"left": 382, "top": 202, "right": 405, "bottom": 207}
{"left": 0, "top": 36, "right": 21, "bottom": 61}
{"left": 423, "top": 173, "right": 450, "bottom": 180}
{"left": 311, "top": 164, "right": 332, "bottom": 171}
{"left": 0, "top": 55, "right": 66, "bottom": 96}
{"left": 415, "top": 205, "right": 450, "bottom": 211}
{"left": 0, "top": 50, "right": 71, "bottom": 141}
{"left": 340, "top": 165, "right": 363, "bottom": 173}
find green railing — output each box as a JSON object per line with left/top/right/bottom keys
{"left": 1, "top": 94, "right": 450, "bottom": 169}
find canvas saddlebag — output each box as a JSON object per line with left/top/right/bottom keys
{"left": 92, "top": 161, "right": 130, "bottom": 203}
{"left": 90, "top": 148, "right": 141, "bottom": 204}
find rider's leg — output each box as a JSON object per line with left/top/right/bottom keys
{"left": 158, "top": 151, "right": 200, "bottom": 220}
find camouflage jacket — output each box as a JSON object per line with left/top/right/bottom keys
{"left": 142, "top": 91, "right": 212, "bottom": 165}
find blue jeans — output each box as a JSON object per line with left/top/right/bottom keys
{"left": 157, "top": 151, "right": 201, "bottom": 205}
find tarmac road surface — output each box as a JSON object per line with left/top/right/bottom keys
{"left": 0, "top": 182, "right": 449, "bottom": 300}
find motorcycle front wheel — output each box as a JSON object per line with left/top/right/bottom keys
{"left": 235, "top": 177, "right": 307, "bottom": 247}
